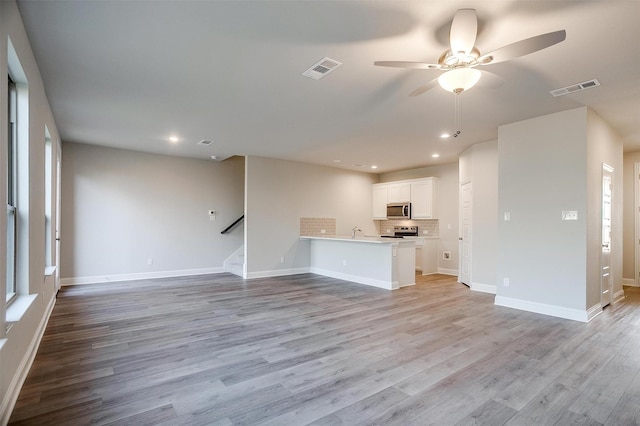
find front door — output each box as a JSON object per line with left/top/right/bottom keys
{"left": 601, "top": 163, "right": 613, "bottom": 307}
{"left": 459, "top": 180, "right": 472, "bottom": 286}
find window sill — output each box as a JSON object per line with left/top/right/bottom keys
{"left": 44, "top": 266, "right": 57, "bottom": 277}
{"left": 6, "top": 294, "right": 38, "bottom": 323}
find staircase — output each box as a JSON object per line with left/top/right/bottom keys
{"left": 224, "top": 246, "right": 245, "bottom": 277}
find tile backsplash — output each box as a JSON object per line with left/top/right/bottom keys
{"left": 300, "top": 218, "right": 336, "bottom": 236}
{"left": 376, "top": 219, "right": 439, "bottom": 237}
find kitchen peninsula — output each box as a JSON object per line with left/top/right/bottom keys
{"left": 300, "top": 236, "right": 415, "bottom": 290}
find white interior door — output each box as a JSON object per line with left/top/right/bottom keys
{"left": 601, "top": 163, "right": 613, "bottom": 307}
{"left": 459, "top": 180, "right": 472, "bottom": 286}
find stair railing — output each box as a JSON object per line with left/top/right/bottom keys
{"left": 221, "top": 214, "right": 244, "bottom": 234}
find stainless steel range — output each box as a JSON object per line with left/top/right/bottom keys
{"left": 381, "top": 226, "right": 419, "bottom": 238}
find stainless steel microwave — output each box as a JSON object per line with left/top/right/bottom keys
{"left": 387, "top": 203, "right": 411, "bottom": 219}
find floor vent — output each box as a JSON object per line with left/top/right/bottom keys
{"left": 550, "top": 79, "right": 600, "bottom": 97}
{"left": 197, "top": 140, "right": 214, "bottom": 146}
{"left": 302, "top": 57, "right": 342, "bottom": 80}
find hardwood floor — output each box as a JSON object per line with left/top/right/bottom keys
{"left": 8, "top": 273, "right": 640, "bottom": 425}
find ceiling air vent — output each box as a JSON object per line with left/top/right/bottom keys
{"left": 302, "top": 57, "right": 342, "bottom": 80}
{"left": 550, "top": 79, "right": 600, "bottom": 97}
{"left": 197, "top": 140, "right": 214, "bottom": 146}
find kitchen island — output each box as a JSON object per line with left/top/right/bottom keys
{"left": 300, "top": 236, "right": 415, "bottom": 290}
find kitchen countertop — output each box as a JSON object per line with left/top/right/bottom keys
{"left": 300, "top": 235, "right": 416, "bottom": 244}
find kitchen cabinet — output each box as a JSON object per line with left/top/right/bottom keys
{"left": 411, "top": 178, "right": 439, "bottom": 219}
{"left": 372, "top": 177, "right": 439, "bottom": 220}
{"left": 387, "top": 183, "right": 411, "bottom": 203}
{"left": 372, "top": 184, "right": 388, "bottom": 220}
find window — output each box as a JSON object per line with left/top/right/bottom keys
{"left": 7, "top": 76, "right": 17, "bottom": 303}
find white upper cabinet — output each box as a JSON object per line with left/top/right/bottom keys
{"left": 387, "top": 183, "right": 411, "bottom": 203}
{"left": 372, "top": 177, "right": 439, "bottom": 220}
{"left": 372, "top": 184, "right": 388, "bottom": 220}
{"left": 411, "top": 178, "right": 439, "bottom": 219}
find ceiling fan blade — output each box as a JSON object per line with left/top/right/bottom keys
{"left": 478, "top": 29, "right": 566, "bottom": 65}
{"left": 409, "top": 79, "right": 439, "bottom": 97}
{"left": 450, "top": 9, "right": 477, "bottom": 55}
{"left": 374, "top": 61, "right": 440, "bottom": 70}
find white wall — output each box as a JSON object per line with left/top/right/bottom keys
{"left": 623, "top": 151, "right": 640, "bottom": 284}
{"left": 61, "top": 143, "right": 244, "bottom": 283}
{"left": 0, "top": 0, "right": 62, "bottom": 421}
{"left": 586, "top": 109, "right": 623, "bottom": 307}
{"left": 496, "top": 107, "right": 623, "bottom": 321}
{"left": 379, "top": 162, "right": 459, "bottom": 274}
{"left": 244, "top": 156, "right": 377, "bottom": 278}
{"left": 459, "top": 140, "right": 498, "bottom": 291}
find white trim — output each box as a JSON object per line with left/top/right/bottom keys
{"left": 309, "top": 267, "right": 398, "bottom": 290}
{"left": 613, "top": 289, "right": 626, "bottom": 303}
{"left": 60, "top": 267, "right": 225, "bottom": 286}
{"left": 495, "top": 296, "right": 591, "bottom": 322}
{"left": 471, "top": 282, "right": 497, "bottom": 294}
{"left": 587, "top": 304, "right": 603, "bottom": 322}
{"left": 635, "top": 162, "right": 639, "bottom": 288}
{"left": 5, "top": 294, "right": 38, "bottom": 323}
{"left": 623, "top": 278, "right": 638, "bottom": 287}
{"left": 0, "top": 293, "right": 56, "bottom": 425}
{"left": 245, "top": 267, "right": 311, "bottom": 280}
{"left": 438, "top": 268, "right": 458, "bottom": 276}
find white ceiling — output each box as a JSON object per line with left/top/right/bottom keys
{"left": 17, "top": 0, "right": 640, "bottom": 173}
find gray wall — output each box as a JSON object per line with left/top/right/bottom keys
{"left": 379, "top": 162, "right": 459, "bottom": 274}
{"left": 459, "top": 140, "right": 498, "bottom": 290}
{"left": 586, "top": 109, "right": 624, "bottom": 307}
{"left": 496, "top": 107, "right": 623, "bottom": 316}
{"left": 244, "top": 156, "right": 377, "bottom": 277}
{"left": 497, "top": 108, "right": 588, "bottom": 311}
{"left": 61, "top": 143, "right": 245, "bottom": 281}
{"left": 0, "top": 0, "right": 62, "bottom": 420}
{"left": 623, "top": 151, "right": 640, "bottom": 283}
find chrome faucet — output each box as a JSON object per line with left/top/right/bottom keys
{"left": 352, "top": 226, "right": 362, "bottom": 238}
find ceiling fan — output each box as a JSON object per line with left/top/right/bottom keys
{"left": 374, "top": 8, "right": 566, "bottom": 96}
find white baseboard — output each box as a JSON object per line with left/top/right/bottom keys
{"left": 586, "top": 303, "right": 603, "bottom": 321}
{"left": 309, "top": 267, "right": 397, "bottom": 290}
{"left": 494, "top": 296, "right": 591, "bottom": 322}
{"left": 61, "top": 267, "right": 225, "bottom": 286}
{"left": 437, "top": 268, "right": 458, "bottom": 276}
{"left": 1, "top": 293, "right": 56, "bottom": 425}
{"left": 613, "top": 289, "right": 626, "bottom": 303}
{"left": 623, "top": 278, "right": 638, "bottom": 287}
{"left": 245, "top": 267, "right": 310, "bottom": 280}
{"left": 471, "top": 282, "right": 497, "bottom": 294}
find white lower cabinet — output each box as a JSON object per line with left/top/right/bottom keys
{"left": 408, "top": 237, "right": 438, "bottom": 274}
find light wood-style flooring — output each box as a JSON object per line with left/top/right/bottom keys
{"left": 9, "top": 273, "right": 640, "bottom": 425}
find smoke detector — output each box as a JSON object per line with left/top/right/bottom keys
{"left": 550, "top": 79, "right": 600, "bottom": 97}
{"left": 302, "top": 57, "right": 342, "bottom": 80}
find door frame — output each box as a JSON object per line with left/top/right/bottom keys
{"left": 601, "top": 163, "right": 614, "bottom": 308}
{"left": 633, "top": 162, "right": 640, "bottom": 287}
{"left": 458, "top": 178, "right": 472, "bottom": 286}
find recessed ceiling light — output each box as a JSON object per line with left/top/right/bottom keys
{"left": 371, "top": 165, "right": 378, "bottom": 169}
{"left": 440, "top": 133, "right": 450, "bottom": 139}
{"left": 169, "top": 135, "right": 180, "bottom": 143}
{"left": 432, "top": 154, "right": 440, "bottom": 158}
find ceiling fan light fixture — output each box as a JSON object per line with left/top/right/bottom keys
{"left": 438, "top": 68, "right": 481, "bottom": 93}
